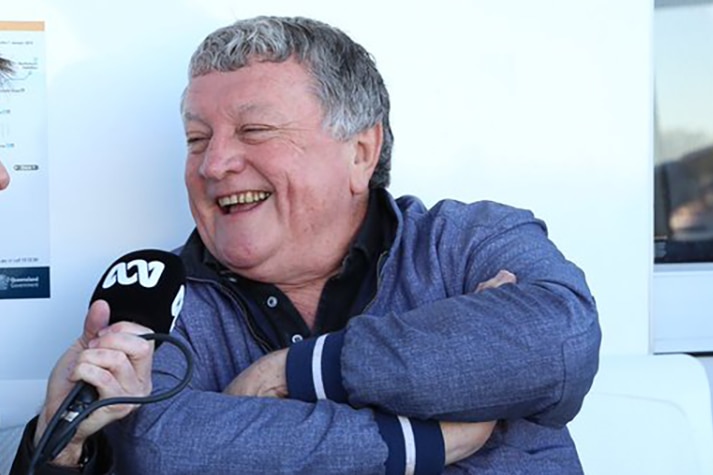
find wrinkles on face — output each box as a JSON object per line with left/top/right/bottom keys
{"left": 182, "top": 61, "right": 367, "bottom": 288}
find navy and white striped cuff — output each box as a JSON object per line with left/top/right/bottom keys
{"left": 285, "top": 332, "right": 445, "bottom": 474}
{"left": 286, "top": 331, "right": 348, "bottom": 403}
{"left": 374, "top": 413, "right": 445, "bottom": 475}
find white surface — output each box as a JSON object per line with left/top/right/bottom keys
{"left": 0, "top": 425, "right": 23, "bottom": 475}
{"left": 0, "top": 379, "right": 46, "bottom": 429}
{"left": 0, "top": 0, "right": 668, "bottom": 471}
{"left": 652, "top": 263, "right": 713, "bottom": 353}
{"left": 0, "top": 379, "right": 46, "bottom": 475}
{"left": 570, "top": 354, "right": 713, "bottom": 475}
{"left": 0, "top": 0, "right": 651, "bottom": 383}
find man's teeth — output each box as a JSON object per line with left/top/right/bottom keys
{"left": 218, "top": 191, "right": 271, "bottom": 208}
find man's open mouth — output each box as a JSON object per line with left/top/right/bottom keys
{"left": 217, "top": 191, "right": 272, "bottom": 213}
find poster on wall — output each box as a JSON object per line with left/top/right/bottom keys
{"left": 0, "top": 21, "right": 49, "bottom": 300}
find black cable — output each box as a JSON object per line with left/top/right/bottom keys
{"left": 27, "top": 332, "right": 193, "bottom": 475}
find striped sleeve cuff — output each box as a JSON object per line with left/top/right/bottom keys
{"left": 374, "top": 413, "right": 445, "bottom": 475}
{"left": 286, "top": 331, "right": 348, "bottom": 403}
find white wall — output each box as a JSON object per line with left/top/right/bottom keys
{"left": 383, "top": 0, "right": 653, "bottom": 356}
{"left": 0, "top": 0, "right": 651, "bottom": 406}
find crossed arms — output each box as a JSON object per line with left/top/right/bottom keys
{"left": 112, "top": 205, "right": 600, "bottom": 474}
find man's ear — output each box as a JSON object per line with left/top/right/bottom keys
{"left": 349, "top": 122, "right": 383, "bottom": 194}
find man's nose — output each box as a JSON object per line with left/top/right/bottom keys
{"left": 199, "top": 136, "right": 247, "bottom": 180}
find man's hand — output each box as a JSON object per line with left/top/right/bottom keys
{"left": 475, "top": 269, "right": 517, "bottom": 292}
{"left": 436, "top": 269, "right": 516, "bottom": 465}
{"left": 441, "top": 420, "right": 497, "bottom": 465}
{"left": 223, "top": 268, "right": 515, "bottom": 464}
{"left": 225, "top": 270, "right": 518, "bottom": 399}
{"left": 34, "top": 299, "right": 155, "bottom": 467}
{"left": 224, "top": 348, "right": 288, "bottom": 398}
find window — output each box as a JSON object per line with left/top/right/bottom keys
{"left": 653, "top": 0, "right": 713, "bottom": 354}
{"left": 654, "top": 0, "right": 713, "bottom": 263}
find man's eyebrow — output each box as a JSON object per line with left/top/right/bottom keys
{"left": 231, "top": 102, "right": 274, "bottom": 118}
{"left": 182, "top": 111, "right": 206, "bottom": 124}
{"left": 183, "top": 103, "right": 270, "bottom": 123}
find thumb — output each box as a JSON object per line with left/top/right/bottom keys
{"left": 81, "top": 299, "right": 111, "bottom": 345}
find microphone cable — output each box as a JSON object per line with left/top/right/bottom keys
{"left": 26, "top": 332, "right": 193, "bottom": 475}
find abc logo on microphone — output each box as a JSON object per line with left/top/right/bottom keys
{"left": 91, "top": 249, "right": 186, "bottom": 335}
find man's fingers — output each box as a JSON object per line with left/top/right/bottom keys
{"left": 441, "top": 420, "right": 497, "bottom": 465}
{"left": 224, "top": 371, "right": 257, "bottom": 397}
{"left": 475, "top": 270, "right": 517, "bottom": 293}
{"left": 70, "top": 359, "right": 140, "bottom": 441}
{"left": 104, "top": 320, "right": 153, "bottom": 337}
{"left": 93, "top": 335, "right": 153, "bottom": 387}
{"left": 74, "top": 347, "right": 150, "bottom": 396}
{"left": 490, "top": 270, "right": 517, "bottom": 286}
{"left": 224, "top": 350, "right": 288, "bottom": 398}
{"left": 92, "top": 323, "right": 155, "bottom": 379}
{"left": 90, "top": 331, "right": 153, "bottom": 362}
{"left": 259, "top": 386, "right": 288, "bottom": 398}
{"left": 72, "top": 359, "right": 127, "bottom": 395}
{"left": 81, "top": 300, "right": 111, "bottom": 346}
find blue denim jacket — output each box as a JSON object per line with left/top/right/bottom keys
{"left": 109, "top": 192, "right": 600, "bottom": 474}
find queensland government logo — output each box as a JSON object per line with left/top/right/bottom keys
{"left": 8, "top": 275, "right": 41, "bottom": 288}
{"left": 0, "top": 267, "right": 50, "bottom": 300}
{"left": 0, "top": 274, "right": 40, "bottom": 290}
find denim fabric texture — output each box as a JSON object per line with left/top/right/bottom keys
{"left": 108, "top": 191, "right": 600, "bottom": 475}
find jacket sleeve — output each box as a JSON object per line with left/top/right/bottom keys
{"left": 286, "top": 203, "right": 601, "bottom": 428}
{"left": 108, "top": 292, "right": 444, "bottom": 475}
{"left": 10, "top": 416, "right": 113, "bottom": 475}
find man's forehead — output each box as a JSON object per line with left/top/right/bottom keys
{"left": 183, "top": 101, "right": 275, "bottom": 122}
{"left": 182, "top": 63, "right": 321, "bottom": 121}
{"left": 193, "top": 59, "right": 309, "bottom": 85}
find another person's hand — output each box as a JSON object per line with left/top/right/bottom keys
{"left": 224, "top": 348, "right": 288, "bottom": 398}
{"left": 0, "top": 160, "right": 10, "bottom": 190}
{"left": 34, "top": 300, "right": 154, "bottom": 466}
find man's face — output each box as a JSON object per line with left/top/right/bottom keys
{"left": 0, "top": 160, "right": 9, "bottom": 190}
{"left": 183, "top": 59, "right": 376, "bottom": 284}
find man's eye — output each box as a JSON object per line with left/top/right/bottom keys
{"left": 186, "top": 137, "right": 208, "bottom": 151}
{"left": 240, "top": 125, "right": 273, "bottom": 136}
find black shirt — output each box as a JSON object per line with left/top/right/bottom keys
{"left": 11, "top": 190, "right": 397, "bottom": 475}
{"left": 204, "top": 189, "right": 396, "bottom": 350}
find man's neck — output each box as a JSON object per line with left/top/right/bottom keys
{"left": 278, "top": 282, "right": 327, "bottom": 329}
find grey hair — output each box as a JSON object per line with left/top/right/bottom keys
{"left": 185, "top": 16, "right": 392, "bottom": 188}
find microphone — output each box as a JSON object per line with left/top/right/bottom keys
{"left": 91, "top": 248, "right": 186, "bottom": 334}
{"left": 38, "top": 249, "right": 186, "bottom": 464}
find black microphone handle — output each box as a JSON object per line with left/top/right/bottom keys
{"left": 35, "top": 249, "right": 185, "bottom": 468}
{"left": 42, "top": 381, "right": 99, "bottom": 461}
{"left": 32, "top": 332, "right": 194, "bottom": 473}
